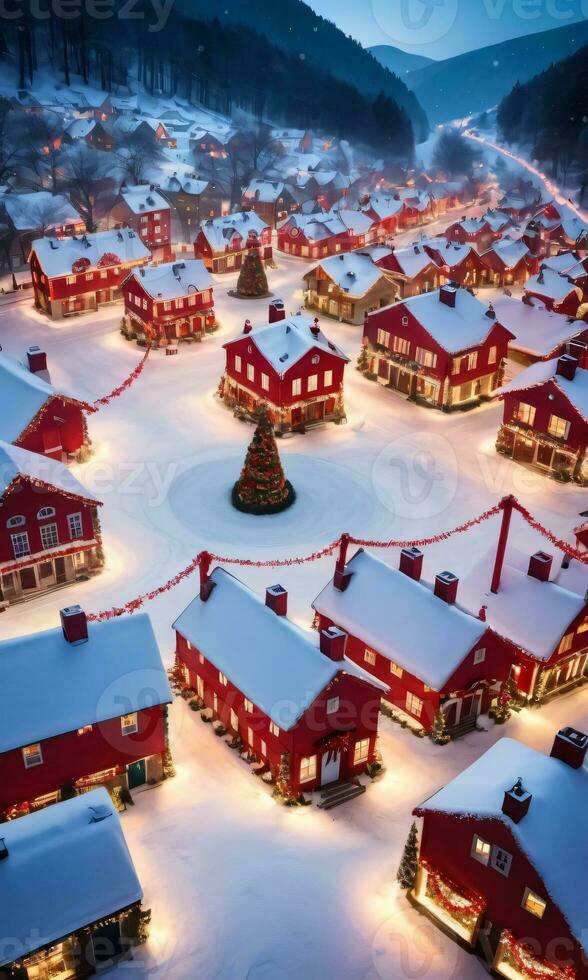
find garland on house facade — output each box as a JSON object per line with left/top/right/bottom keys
{"left": 501, "top": 931, "right": 576, "bottom": 980}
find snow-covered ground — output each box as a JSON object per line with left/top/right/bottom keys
{"left": 1, "top": 216, "right": 586, "bottom": 979}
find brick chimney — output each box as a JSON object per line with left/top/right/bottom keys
{"left": 265, "top": 584, "right": 288, "bottom": 616}
{"left": 556, "top": 354, "right": 578, "bottom": 381}
{"left": 199, "top": 551, "right": 216, "bottom": 602}
{"left": 26, "top": 346, "right": 48, "bottom": 376}
{"left": 439, "top": 285, "right": 457, "bottom": 308}
{"left": 399, "top": 546, "right": 423, "bottom": 582}
{"left": 320, "top": 625, "right": 347, "bottom": 661}
{"left": 243, "top": 319, "right": 252, "bottom": 334}
{"left": 310, "top": 317, "right": 320, "bottom": 337}
{"left": 434, "top": 571, "right": 459, "bottom": 604}
{"left": 550, "top": 727, "right": 588, "bottom": 769}
{"left": 528, "top": 551, "right": 552, "bottom": 582}
{"left": 568, "top": 340, "right": 588, "bottom": 369}
{"left": 60, "top": 605, "right": 88, "bottom": 645}
{"left": 502, "top": 778, "right": 532, "bottom": 823}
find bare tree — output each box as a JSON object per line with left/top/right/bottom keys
{"left": 13, "top": 111, "right": 65, "bottom": 192}
{"left": 115, "top": 129, "right": 165, "bottom": 186}
{"left": 62, "top": 144, "right": 113, "bottom": 231}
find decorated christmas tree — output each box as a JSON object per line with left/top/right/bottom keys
{"left": 397, "top": 822, "right": 419, "bottom": 890}
{"left": 430, "top": 708, "right": 451, "bottom": 745}
{"left": 236, "top": 249, "right": 269, "bottom": 297}
{"left": 492, "top": 680, "right": 512, "bottom": 724}
{"left": 232, "top": 405, "right": 295, "bottom": 514}
{"left": 356, "top": 342, "right": 370, "bottom": 373}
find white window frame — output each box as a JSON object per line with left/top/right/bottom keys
{"left": 415, "top": 347, "right": 437, "bottom": 369}
{"left": 364, "top": 648, "right": 376, "bottom": 666}
{"left": 219, "top": 672, "right": 228, "bottom": 686}
{"left": 299, "top": 755, "right": 317, "bottom": 783}
{"left": 230, "top": 709, "right": 238, "bottom": 732}
{"left": 522, "top": 887, "right": 547, "bottom": 919}
{"left": 473, "top": 648, "right": 486, "bottom": 665}
{"left": 307, "top": 374, "right": 318, "bottom": 393}
{"left": 40, "top": 523, "right": 59, "bottom": 550}
{"left": 393, "top": 336, "right": 410, "bottom": 356}
{"left": 22, "top": 743, "right": 43, "bottom": 768}
{"left": 490, "top": 845, "right": 513, "bottom": 877}
{"left": 516, "top": 402, "right": 536, "bottom": 426}
{"left": 37, "top": 507, "right": 56, "bottom": 520}
{"left": 247, "top": 726, "right": 254, "bottom": 747}
{"left": 234, "top": 354, "right": 242, "bottom": 373}
{"left": 353, "top": 738, "right": 370, "bottom": 765}
{"left": 11, "top": 531, "right": 30, "bottom": 558}
{"left": 261, "top": 373, "right": 269, "bottom": 391}
{"left": 7, "top": 515, "right": 25, "bottom": 528}
{"left": 471, "top": 833, "right": 491, "bottom": 866}
{"left": 269, "top": 720, "right": 280, "bottom": 737}
{"left": 120, "top": 712, "right": 138, "bottom": 735}
{"left": 488, "top": 346, "right": 497, "bottom": 364}
{"left": 467, "top": 351, "right": 478, "bottom": 371}
{"left": 292, "top": 378, "right": 302, "bottom": 397}
{"left": 244, "top": 698, "right": 253, "bottom": 713}
{"left": 323, "top": 369, "right": 333, "bottom": 387}
{"left": 68, "top": 513, "right": 83, "bottom": 540}
{"left": 246, "top": 364, "right": 255, "bottom": 383}
{"left": 376, "top": 328, "right": 390, "bottom": 347}
{"left": 558, "top": 633, "right": 573, "bottom": 654}
{"left": 547, "top": 414, "right": 570, "bottom": 440}
{"left": 390, "top": 661, "right": 403, "bottom": 677}
{"left": 406, "top": 692, "right": 423, "bottom": 717}
{"left": 326, "top": 697, "right": 339, "bottom": 715}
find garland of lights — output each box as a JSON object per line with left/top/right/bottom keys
{"left": 422, "top": 860, "right": 485, "bottom": 918}
{"left": 93, "top": 346, "right": 151, "bottom": 408}
{"left": 502, "top": 931, "right": 576, "bottom": 980}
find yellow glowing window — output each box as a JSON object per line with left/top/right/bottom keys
{"left": 299, "top": 755, "right": 316, "bottom": 783}
{"left": 471, "top": 834, "right": 491, "bottom": 865}
{"left": 523, "top": 888, "right": 546, "bottom": 919}
{"left": 120, "top": 713, "right": 138, "bottom": 735}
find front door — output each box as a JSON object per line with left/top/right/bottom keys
{"left": 91, "top": 920, "right": 122, "bottom": 966}
{"left": 54, "top": 557, "right": 66, "bottom": 584}
{"left": 321, "top": 749, "right": 341, "bottom": 786}
{"left": 19, "top": 566, "right": 37, "bottom": 591}
{"left": 127, "top": 758, "right": 146, "bottom": 789}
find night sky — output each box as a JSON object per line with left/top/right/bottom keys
{"left": 305, "top": 0, "right": 588, "bottom": 58}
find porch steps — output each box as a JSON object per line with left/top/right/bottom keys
{"left": 448, "top": 715, "right": 478, "bottom": 739}
{"left": 317, "top": 779, "right": 366, "bottom": 810}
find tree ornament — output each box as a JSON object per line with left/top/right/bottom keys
{"left": 232, "top": 404, "right": 295, "bottom": 515}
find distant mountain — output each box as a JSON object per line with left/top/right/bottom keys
{"left": 369, "top": 45, "right": 434, "bottom": 76}
{"left": 405, "top": 19, "right": 588, "bottom": 124}
{"left": 175, "top": 0, "right": 429, "bottom": 140}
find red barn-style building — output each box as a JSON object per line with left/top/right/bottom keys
{"left": 361, "top": 194, "right": 404, "bottom": 236}
{"left": 363, "top": 285, "right": 513, "bottom": 411}
{"left": 172, "top": 564, "right": 388, "bottom": 802}
{"left": 122, "top": 259, "right": 214, "bottom": 345}
{"left": 313, "top": 546, "right": 513, "bottom": 736}
{"left": 480, "top": 239, "right": 534, "bottom": 287}
{"left": 277, "top": 210, "right": 374, "bottom": 259}
{"left": 445, "top": 216, "right": 496, "bottom": 251}
{"left": 0, "top": 441, "right": 103, "bottom": 606}
{"left": 422, "top": 238, "right": 488, "bottom": 287}
{"left": 110, "top": 184, "right": 171, "bottom": 257}
{"left": 194, "top": 211, "right": 272, "bottom": 273}
{"left": 0, "top": 351, "right": 94, "bottom": 461}
{"left": 30, "top": 228, "right": 151, "bottom": 319}
{"left": 412, "top": 730, "right": 588, "bottom": 979}
{"left": 221, "top": 313, "right": 349, "bottom": 432}
{"left": 0, "top": 608, "right": 172, "bottom": 817}
{"left": 375, "top": 243, "right": 443, "bottom": 298}
{"left": 496, "top": 355, "right": 588, "bottom": 483}
{"left": 524, "top": 266, "right": 582, "bottom": 317}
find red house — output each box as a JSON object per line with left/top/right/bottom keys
{"left": 172, "top": 563, "right": 387, "bottom": 801}
{"left": 525, "top": 203, "right": 588, "bottom": 257}
{"left": 0, "top": 350, "right": 94, "bottom": 461}
{"left": 361, "top": 194, "right": 403, "bottom": 237}
{"left": 412, "top": 729, "right": 588, "bottom": 979}
{"left": 122, "top": 259, "right": 215, "bottom": 345}
{"left": 277, "top": 210, "right": 374, "bottom": 259}
{"left": 110, "top": 184, "right": 171, "bottom": 257}
{"left": 375, "top": 243, "right": 443, "bottom": 298}
{"left": 524, "top": 266, "right": 582, "bottom": 317}
{"left": 194, "top": 211, "right": 272, "bottom": 273}
{"left": 480, "top": 239, "right": 534, "bottom": 287}
{"left": 363, "top": 285, "right": 513, "bottom": 411}
{"left": 313, "top": 545, "right": 513, "bottom": 736}
{"left": 0, "top": 440, "right": 103, "bottom": 606}
{"left": 0, "top": 607, "right": 172, "bottom": 817}
{"left": 30, "top": 228, "right": 151, "bottom": 319}
{"left": 220, "top": 313, "right": 349, "bottom": 433}
{"left": 544, "top": 251, "right": 588, "bottom": 298}
{"left": 422, "top": 238, "right": 488, "bottom": 287}
{"left": 496, "top": 354, "right": 588, "bottom": 483}
{"left": 445, "top": 216, "right": 496, "bottom": 251}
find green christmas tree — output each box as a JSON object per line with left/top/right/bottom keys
{"left": 356, "top": 342, "right": 370, "bottom": 373}
{"left": 236, "top": 249, "right": 269, "bottom": 297}
{"left": 232, "top": 405, "right": 296, "bottom": 514}
{"left": 493, "top": 681, "right": 512, "bottom": 724}
{"left": 397, "top": 822, "right": 419, "bottom": 890}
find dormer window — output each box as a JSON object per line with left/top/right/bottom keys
{"left": 7, "top": 516, "right": 25, "bottom": 528}
{"left": 37, "top": 507, "right": 56, "bottom": 520}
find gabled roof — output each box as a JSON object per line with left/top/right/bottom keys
{"left": 0, "top": 612, "right": 171, "bottom": 753}
{"left": 223, "top": 313, "right": 348, "bottom": 374}
{"left": 482, "top": 210, "right": 512, "bottom": 232}
{"left": 31, "top": 228, "right": 150, "bottom": 278}
{"left": 362, "top": 194, "right": 404, "bottom": 221}
{"left": 199, "top": 211, "right": 268, "bottom": 251}
{"left": 0, "top": 788, "right": 142, "bottom": 967}
{"left": 387, "top": 286, "right": 508, "bottom": 354}
{"left": 493, "top": 297, "right": 586, "bottom": 359}
{"left": 543, "top": 251, "right": 581, "bottom": 276}
{"left": 447, "top": 216, "right": 489, "bottom": 235}
{"left": 313, "top": 550, "right": 486, "bottom": 691}
{"left": 119, "top": 184, "right": 169, "bottom": 215}
{"left": 3, "top": 192, "right": 82, "bottom": 232}
{"left": 242, "top": 179, "right": 285, "bottom": 203}
{"left": 0, "top": 440, "right": 99, "bottom": 501}
{"left": 415, "top": 737, "right": 588, "bottom": 946}
{"left": 497, "top": 358, "right": 588, "bottom": 422}
{"left": 173, "top": 568, "right": 385, "bottom": 730}
{"left": 0, "top": 354, "right": 91, "bottom": 444}
{"left": 307, "top": 251, "right": 387, "bottom": 297}
{"left": 130, "top": 259, "right": 212, "bottom": 300}
{"left": 385, "top": 244, "right": 438, "bottom": 279}
{"left": 421, "top": 237, "right": 477, "bottom": 268}
{"left": 525, "top": 267, "right": 582, "bottom": 303}
{"left": 483, "top": 238, "right": 529, "bottom": 269}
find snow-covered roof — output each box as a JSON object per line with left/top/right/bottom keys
{"left": 483, "top": 238, "right": 529, "bottom": 269}
{"left": 497, "top": 358, "right": 588, "bottom": 422}
{"left": 243, "top": 179, "right": 285, "bottom": 203}
{"left": 199, "top": 211, "right": 268, "bottom": 251}
{"left": 448, "top": 216, "right": 488, "bottom": 235}
{"left": 65, "top": 118, "right": 96, "bottom": 139}
{"left": 173, "top": 568, "right": 385, "bottom": 730}
{"left": 416, "top": 737, "right": 588, "bottom": 945}
{"left": 0, "top": 612, "right": 171, "bottom": 753}
{"left": 309, "top": 251, "right": 386, "bottom": 296}
{"left": 334, "top": 208, "right": 374, "bottom": 235}
{"left": 313, "top": 550, "right": 486, "bottom": 691}
{"left": 0, "top": 788, "right": 142, "bottom": 967}
{"left": 543, "top": 252, "right": 581, "bottom": 276}
{"left": 421, "top": 238, "right": 476, "bottom": 268}
{"left": 493, "top": 297, "right": 586, "bottom": 359}
{"left": 458, "top": 546, "right": 585, "bottom": 660}
{"left": 482, "top": 210, "right": 511, "bottom": 232}
{"left": 363, "top": 194, "right": 404, "bottom": 221}
{"left": 31, "top": 227, "right": 150, "bottom": 277}
{"left": 391, "top": 287, "right": 506, "bottom": 353}
{"left": 0, "top": 353, "right": 90, "bottom": 444}
{"left": 4, "top": 192, "right": 82, "bottom": 232}
{"left": 560, "top": 217, "right": 588, "bottom": 243}
{"left": 152, "top": 173, "right": 209, "bottom": 196}
{"left": 386, "top": 244, "right": 437, "bottom": 279}
{"left": 119, "top": 184, "right": 168, "bottom": 215}
{"left": 131, "top": 259, "right": 212, "bottom": 300}
{"left": 225, "top": 313, "right": 348, "bottom": 374}
{"left": 0, "top": 439, "right": 98, "bottom": 501}
{"left": 525, "top": 267, "right": 582, "bottom": 303}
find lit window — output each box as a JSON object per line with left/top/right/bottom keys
{"left": 522, "top": 888, "right": 546, "bottom": 919}
{"left": 558, "top": 633, "right": 573, "bottom": 654}
{"left": 244, "top": 698, "right": 253, "bottom": 713}
{"left": 11, "top": 531, "right": 30, "bottom": 558}
{"left": 516, "top": 402, "right": 536, "bottom": 426}
{"left": 307, "top": 374, "right": 318, "bottom": 392}
{"left": 121, "top": 713, "right": 138, "bottom": 735}
{"left": 77, "top": 725, "right": 93, "bottom": 735}
{"left": 68, "top": 513, "right": 83, "bottom": 540}
{"left": 354, "top": 738, "right": 370, "bottom": 764}
{"left": 247, "top": 726, "right": 254, "bottom": 747}
{"left": 326, "top": 697, "right": 339, "bottom": 715}
{"left": 6, "top": 516, "right": 25, "bottom": 528}
{"left": 452, "top": 356, "right": 462, "bottom": 374}
{"left": 292, "top": 378, "right": 302, "bottom": 397}
{"left": 230, "top": 709, "right": 238, "bottom": 731}
{"left": 473, "top": 648, "right": 486, "bottom": 665}
{"left": 393, "top": 336, "right": 410, "bottom": 356}
{"left": 390, "top": 662, "right": 403, "bottom": 677}
{"left": 163, "top": 301, "right": 172, "bottom": 311}
{"left": 22, "top": 743, "right": 43, "bottom": 768}
{"left": 269, "top": 720, "right": 280, "bottom": 737}
{"left": 261, "top": 373, "right": 269, "bottom": 391}
{"left": 488, "top": 346, "right": 497, "bottom": 364}
{"left": 40, "top": 523, "right": 59, "bottom": 549}
{"left": 548, "top": 415, "right": 570, "bottom": 440}
{"left": 415, "top": 347, "right": 437, "bottom": 369}
{"left": 234, "top": 355, "right": 242, "bottom": 372}
{"left": 471, "top": 834, "right": 491, "bottom": 865}
{"left": 377, "top": 328, "right": 390, "bottom": 347}
{"left": 199, "top": 653, "right": 204, "bottom": 665}
{"left": 247, "top": 364, "right": 255, "bottom": 383}
{"left": 467, "top": 351, "right": 478, "bottom": 370}
{"left": 37, "top": 507, "right": 55, "bottom": 520}
{"left": 324, "top": 370, "right": 333, "bottom": 387}
{"left": 219, "top": 672, "right": 228, "bottom": 686}
{"left": 100, "top": 270, "right": 107, "bottom": 279}
{"left": 66, "top": 275, "right": 76, "bottom": 285}
{"left": 261, "top": 739, "right": 267, "bottom": 757}
{"left": 299, "top": 755, "right": 317, "bottom": 783}
{"left": 406, "top": 692, "right": 423, "bottom": 717}
{"left": 364, "top": 648, "right": 376, "bottom": 666}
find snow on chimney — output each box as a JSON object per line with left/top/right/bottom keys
{"left": 199, "top": 551, "right": 215, "bottom": 602}
{"left": 243, "top": 319, "right": 252, "bottom": 334}
{"left": 502, "top": 777, "right": 532, "bottom": 824}
{"left": 319, "top": 625, "right": 347, "bottom": 661}
{"left": 310, "top": 317, "right": 320, "bottom": 337}
{"left": 265, "top": 584, "right": 288, "bottom": 616}
{"left": 434, "top": 571, "right": 459, "bottom": 604}
{"left": 556, "top": 354, "right": 578, "bottom": 381}
{"left": 26, "top": 346, "right": 48, "bottom": 378}
{"left": 568, "top": 340, "right": 588, "bottom": 369}
{"left": 439, "top": 285, "right": 457, "bottom": 308}
{"left": 528, "top": 551, "right": 553, "bottom": 582}
{"left": 550, "top": 727, "right": 588, "bottom": 769}
{"left": 399, "top": 546, "right": 423, "bottom": 582}
{"left": 60, "top": 605, "right": 88, "bottom": 645}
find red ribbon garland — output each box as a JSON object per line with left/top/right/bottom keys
{"left": 87, "top": 497, "right": 588, "bottom": 622}
{"left": 422, "top": 860, "right": 485, "bottom": 918}
{"left": 93, "top": 346, "right": 151, "bottom": 409}
{"left": 502, "top": 931, "right": 576, "bottom": 980}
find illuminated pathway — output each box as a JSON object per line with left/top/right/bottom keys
{"left": 465, "top": 130, "right": 588, "bottom": 223}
